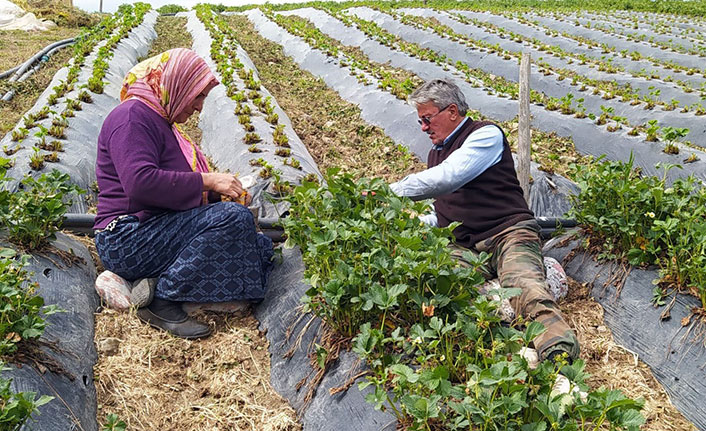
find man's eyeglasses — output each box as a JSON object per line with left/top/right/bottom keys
{"left": 418, "top": 104, "right": 451, "bottom": 126}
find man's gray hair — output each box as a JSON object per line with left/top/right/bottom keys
{"left": 408, "top": 79, "right": 468, "bottom": 116}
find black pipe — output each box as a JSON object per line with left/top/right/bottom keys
{"left": 61, "top": 213, "right": 287, "bottom": 241}
{"left": 62, "top": 214, "right": 576, "bottom": 242}
{"left": 535, "top": 217, "right": 577, "bottom": 229}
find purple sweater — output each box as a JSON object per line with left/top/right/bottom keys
{"left": 94, "top": 99, "right": 204, "bottom": 230}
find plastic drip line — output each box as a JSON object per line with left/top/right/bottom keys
{"left": 8, "top": 37, "right": 75, "bottom": 82}
{"left": 0, "top": 64, "right": 21, "bottom": 80}
{"left": 1, "top": 38, "right": 75, "bottom": 102}
{"left": 61, "top": 213, "right": 574, "bottom": 241}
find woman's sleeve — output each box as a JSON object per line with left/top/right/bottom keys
{"left": 108, "top": 121, "right": 204, "bottom": 210}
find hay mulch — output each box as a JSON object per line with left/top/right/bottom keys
{"left": 561, "top": 279, "right": 696, "bottom": 431}
{"left": 94, "top": 308, "right": 299, "bottom": 431}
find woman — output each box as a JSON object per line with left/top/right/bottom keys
{"left": 94, "top": 48, "right": 273, "bottom": 339}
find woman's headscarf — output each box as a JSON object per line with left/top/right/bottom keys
{"left": 120, "top": 48, "right": 218, "bottom": 173}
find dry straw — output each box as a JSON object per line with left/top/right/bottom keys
{"left": 94, "top": 308, "right": 300, "bottom": 431}
{"left": 561, "top": 280, "right": 696, "bottom": 431}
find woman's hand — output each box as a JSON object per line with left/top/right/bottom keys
{"left": 202, "top": 173, "right": 247, "bottom": 201}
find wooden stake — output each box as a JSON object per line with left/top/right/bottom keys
{"left": 518, "top": 52, "right": 531, "bottom": 204}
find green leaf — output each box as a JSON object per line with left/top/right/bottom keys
{"left": 0, "top": 248, "right": 16, "bottom": 259}
{"left": 523, "top": 321, "right": 546, "bottom": 343}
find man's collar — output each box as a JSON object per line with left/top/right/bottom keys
{"left": 432, "top": 117, "right": 469, "bottom": 150}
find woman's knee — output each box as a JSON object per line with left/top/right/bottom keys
{"left": 207, "top": 201, "right": 255, "bottom": 230}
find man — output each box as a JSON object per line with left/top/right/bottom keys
{"left": 390, "top": 79, "right": 579, "bottom": 363}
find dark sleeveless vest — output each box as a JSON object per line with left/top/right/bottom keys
{"left": 427, "top": 120, "right": 534, "bottom": 248}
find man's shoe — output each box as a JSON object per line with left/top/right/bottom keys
{"left": 130, "top": 278, "right": 156, "bottom": 308}
{"left": 136, "top": 298, "right": 211, "bottom": 339}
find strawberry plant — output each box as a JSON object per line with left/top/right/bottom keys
{"left": 258, "top": 164, "right": 273, "bottom": 178}
{"left": 43, "top": 152, "right": 60, "bottom": 163}
{"left": 301, "top": 173, "right": 319, "bottom": 184}
{"left": 102, "top": 413, "right": 127, "bottom": 431}
{"left": 284, "top": 157, "right": 301, "bottom": 170}
{"left": 234, "top": 103, "right": 252, "bottom": 116}
{"left": 272, "top": 170, "right": 292, "bottom": 195}
{"left": 645, "top": 120, "right": 660, "bottom": 142}
{"left": 0, "top": 170, "right": 84, "bottom": 250}
{"left": 233, "top": 91, "right": 247, "bottom": 102}
{"left": 244, "top": 132, "right": 261, "bottom": 144}
{"left": 51, "top": 116, "right": 69, "bottom": 128}
{"left": 22, "top": 116, "right": 37, "bottom": 130}
{"left": 569, "top": 155, "right": 706, "bottom": 309}
{"left": 273, "top": 124, "right": 290, "bottom": 147}
{"left": 33, "top": 126, "right": 49, "bottom": 148}
{"left": 683, "top": 153, "right": 699, "bottom": 163}
{"left": 281, "top": 170, "right": 645, "bottom": 430}
{"left": 0, "top": 365, "right": 53, "bottom": 430}
{"left": 10, "top": 129, "right": 28, "bottom": 143}
{"left": 78, "top": 89, "right": 93, "bottom": 103}
{"left": 661, "top": 127, "right": 689, "bottom": 155}
{"left": 86, "top": 77, "right": 104, "bottom": 94}
{"left": 275, "top": 148, "right": 291, "bottom": 157}
{"left": 238, "top": 114, "right": 251, "bottom": 126}
{"left": 37, "top": 140, "right": 63, "bottom": 152}
{"left": 48, "top": 125, "right": 66, "bottom": 140}
{"left": 0, "top": 249, "right": 63, "bottom": 356}
{"left": 35, "top": 107, "right": 50, "bottom": 121}
{"left": 559, "top": 93, "right": 575, "bottom": 115}
{"left": 64, "top": 98, "right": 82, "bottom": 112}
{"left": 266, "top": 113, "right": 279, "bottom": 125}
{"left": 596, "top": 105, "right": 614, "bottom": 125}
{"left": 3, "top": 145, "right": 21, "bottom": 156}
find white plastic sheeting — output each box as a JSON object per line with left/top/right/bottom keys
{"left": 347, "top": 7, "right": 706, "bottom": 150}
{"left": 0, "top": 11, "right": 158, "bottom": 212}
{"left": 274, "top": 7, "right": 706, "bottom": 183}
{"left": 184, "top": 10, "right": 320, "bottom": 219}
{"left": 0, "top": 0, "right": 56, "bottom": 30}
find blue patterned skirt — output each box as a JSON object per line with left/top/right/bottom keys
{"left": 95, "top": 202, "right": 274, "bottom": 302}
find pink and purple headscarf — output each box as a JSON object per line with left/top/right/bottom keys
{"left": 120, "top": 48, "right": 218, "bottom": 173}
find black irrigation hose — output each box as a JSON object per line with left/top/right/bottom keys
{"left": 61, "top": 213, "right": 287, "bottom": 241}
{"left": 535, "top": 217, "right": 577, "bottom": 229}
{"left": 62, "top": 214, "right": 577, "bottom": 242}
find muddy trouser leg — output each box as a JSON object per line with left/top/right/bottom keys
{"left": 488, "top": 225, "right": 579, "bottom": 361}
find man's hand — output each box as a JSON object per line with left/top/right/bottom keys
{"left": 202, "top": 173, "right": 245, "bottom": 201}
